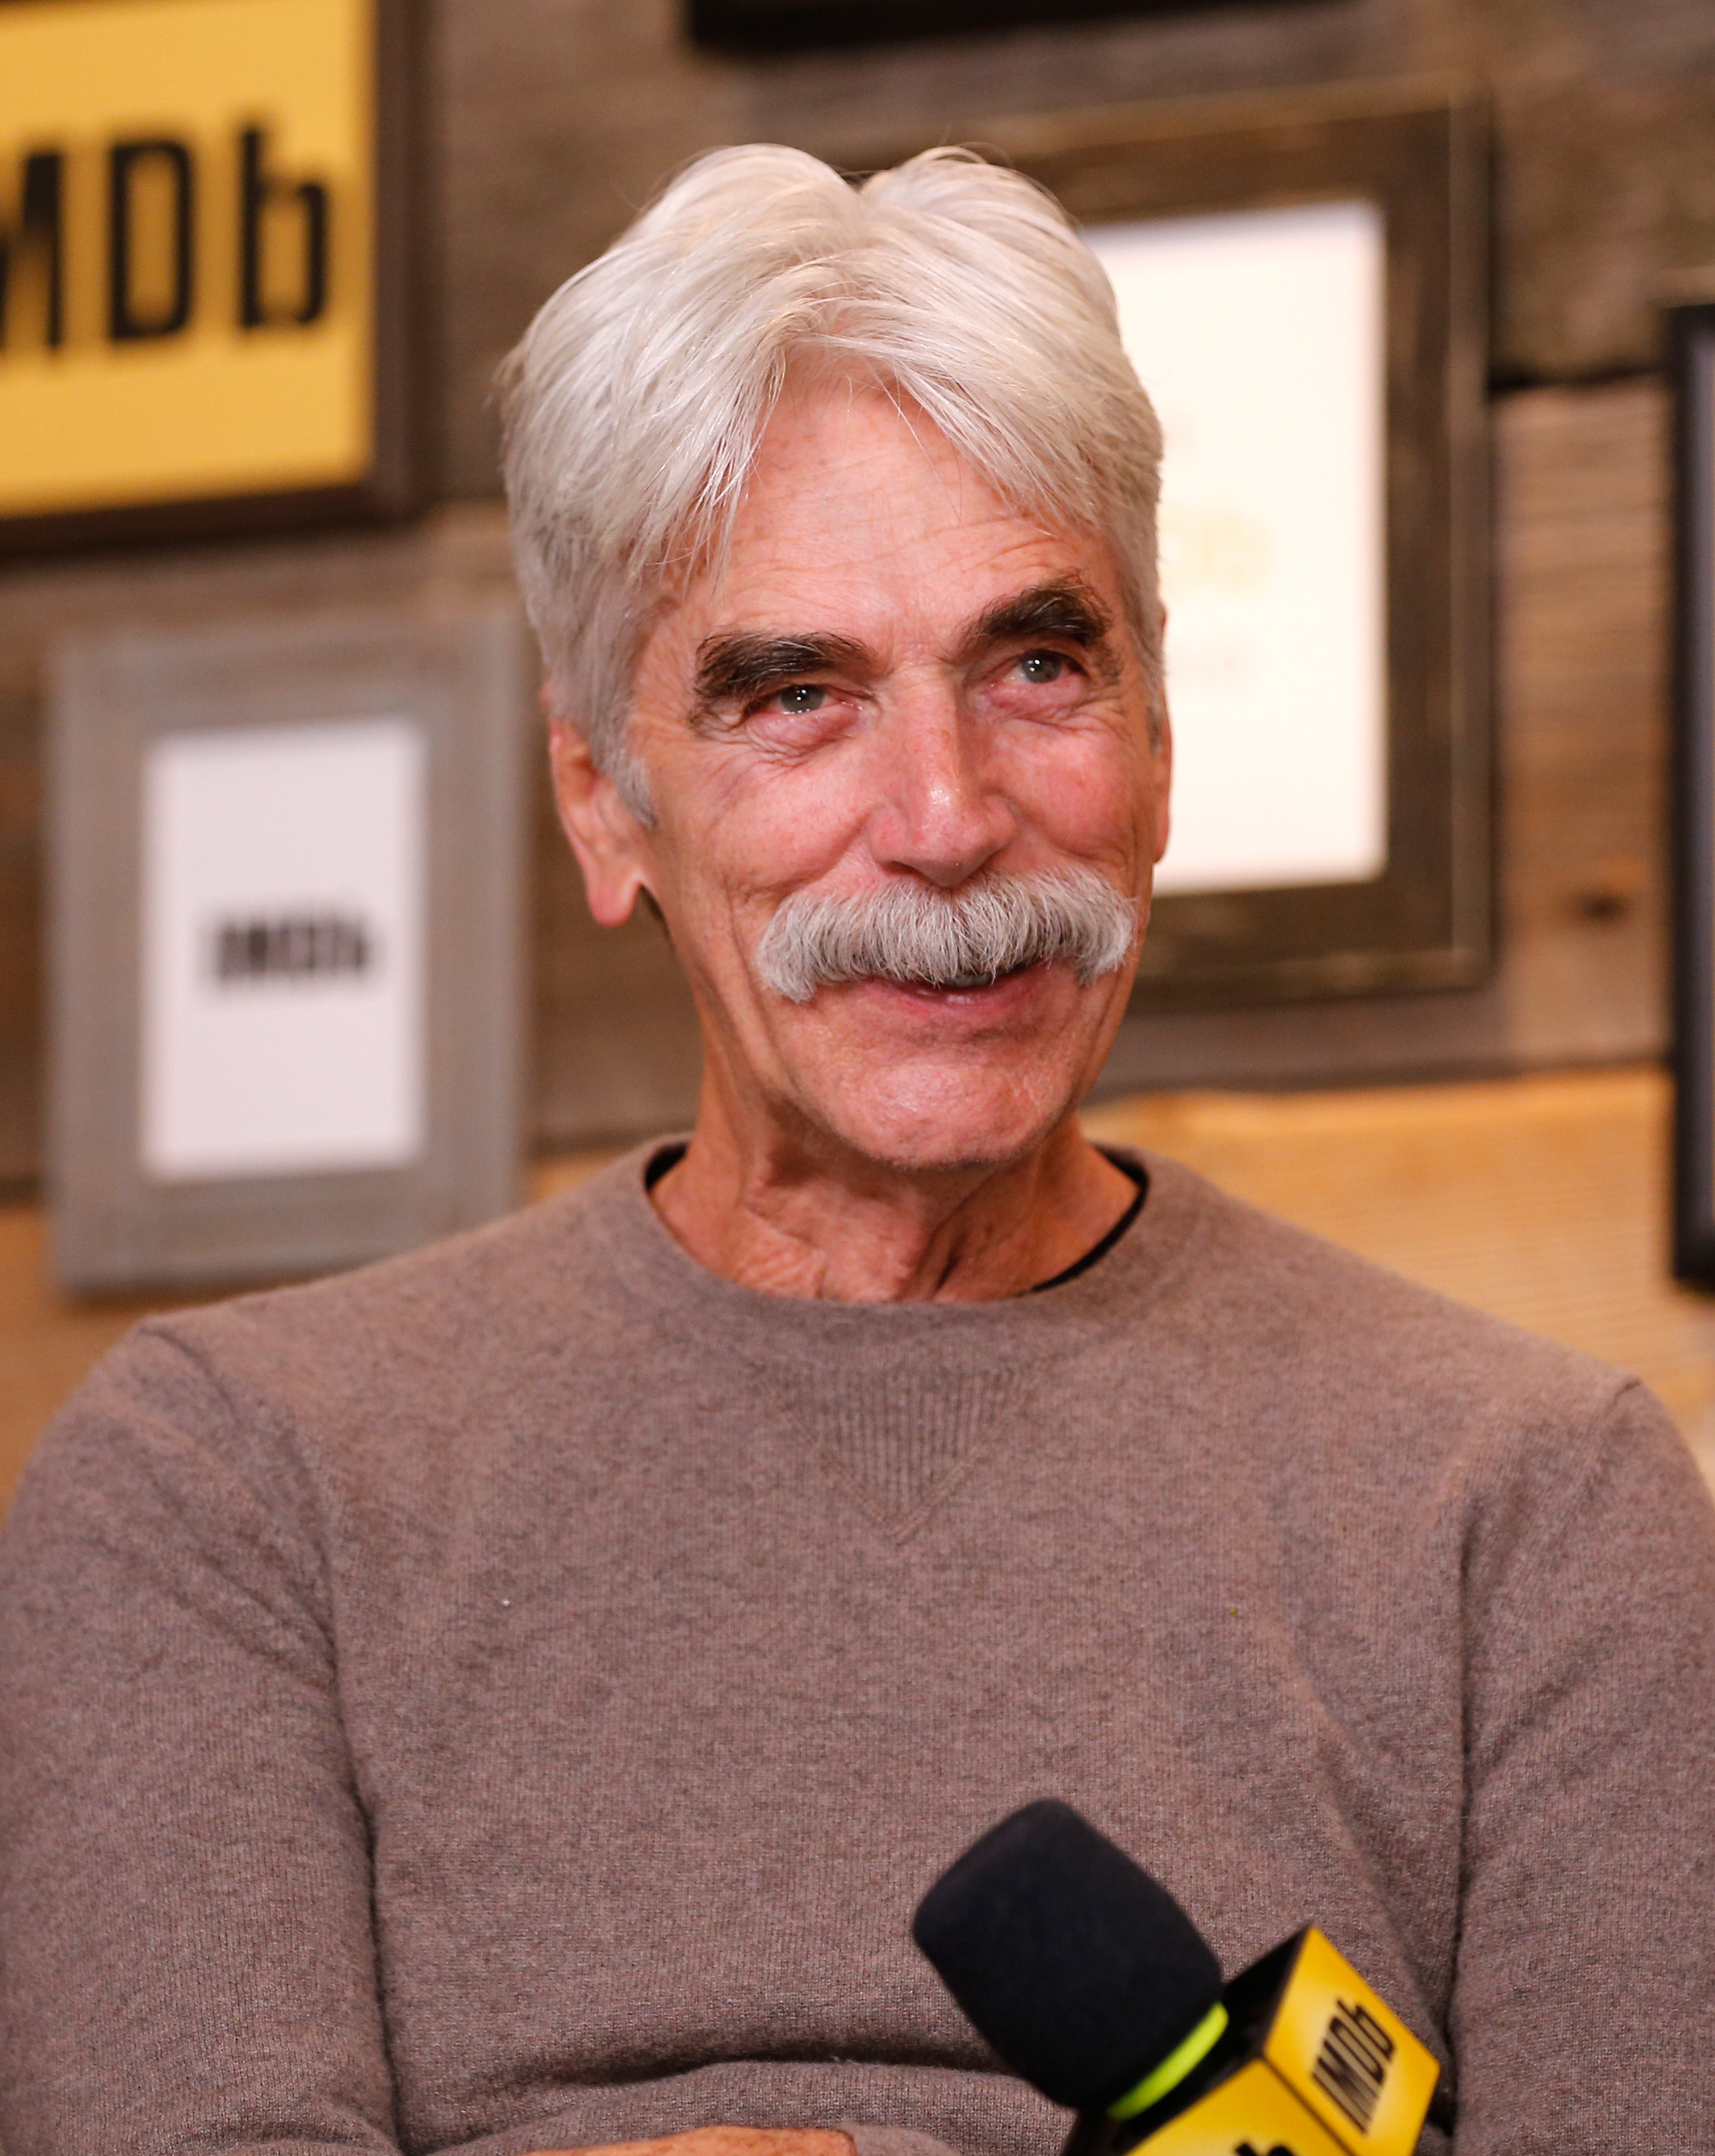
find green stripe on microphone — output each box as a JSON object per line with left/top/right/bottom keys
{"left": 1105, "top": 2002, "right": 1230, "bottom": 2121}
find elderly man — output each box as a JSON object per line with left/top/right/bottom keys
{"left": 3, "top": 146, "right": 1714, "bottom": 2156}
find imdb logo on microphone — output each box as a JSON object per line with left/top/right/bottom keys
{"left": 0, "top": 0, "right": 413, "bottom": 545}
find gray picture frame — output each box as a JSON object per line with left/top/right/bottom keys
{"left": 49, "top": 603, "right": 528, "bottom": 1293}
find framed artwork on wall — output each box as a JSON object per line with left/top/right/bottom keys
{"left": 48, "top": 604, "right": 528, "bottom": 1293}
{"left": 0, "top": 0, "right": 423, "bottom": 553}
{"left": 1671, "top": 300, "right": 1715, "bottom": 1282}
{"left": 686, "top": 0, "right": 1323, "bottom": 52}
{"left": 882, "top": 87, "right": 1492, "bottom": 1012}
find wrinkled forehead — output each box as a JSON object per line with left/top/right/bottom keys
{"left": 641, "top": 383, "right": 1138, "bottom": 676}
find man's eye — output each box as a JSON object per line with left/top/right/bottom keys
{"left": 773, "top": 683, "right": 829, "bottom": 714}
{"left": 1017, "top": 651, "right": 1069, "bottom": 685}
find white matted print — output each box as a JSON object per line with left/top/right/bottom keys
{"left": 140, "top": 717, "right": 428, "bottom": 1181}
{"left": 51, "top": 604, "right": 526, "bottom": 1293}
{"left": 1085, "top": 198, "right": 1386, "bottom": 895}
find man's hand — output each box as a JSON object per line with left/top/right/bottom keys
{"left": 534, "top": 2130, "right": 856, "bottom": 2156}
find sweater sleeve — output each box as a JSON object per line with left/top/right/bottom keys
{"left": 0, "top": 1323, "right": 400, "bottom": 2156}
{"left": 1448, "top": 1378, "right": 1715, "bottom": 2151}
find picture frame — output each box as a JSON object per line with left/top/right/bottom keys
{"left": 880, "top": 87, "right": 1492, "bottom": 1011}
{"left": 48, "top": 604, "right": 528, "bottom": 1293}
{"left": 0, "top": 0, "right": 423, "bottom": 555}
{"left": 686, "top": 0, "right": 1321, "bottom": 51}
{"left": 1670, "top": 300, "right": 1715, "bottom": 1282}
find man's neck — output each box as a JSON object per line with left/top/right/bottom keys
{"left": 649, "top": 1103, "right": 1139, "bottom": 1303}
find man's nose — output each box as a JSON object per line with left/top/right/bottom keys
{"left": 864, "top": 688, "right": 1018, "bottom": 889}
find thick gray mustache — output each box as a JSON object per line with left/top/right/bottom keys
{"left": 755, "top": 868, "right": 1139, "bottom": 1004}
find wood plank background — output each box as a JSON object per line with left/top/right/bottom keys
{"left": 432, "top": 1, "right": 1715, "bottom": 496}
{"left": 5, "top": 0, "right": 1715, "bottom": 1181}
{"left": 0, "top": 378, "right": 1674, "bottom": 1175}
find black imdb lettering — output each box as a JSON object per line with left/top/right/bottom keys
{"left": 0, "top": 125, "right": 334, "bottom": 353}
{"left": 0, "top": 148, "right": 64, "bottom": 346}
{"left": 1235, "top": 2142, "right": 1297, "bottom": 2155}
{"left": 212, "top": 912, "right": 373, "bottom": 983}
{"left": 239, "top": 124, "right": 329, "bottom": 328}
{"left": 108, "top": 139, "right": 194, "bottom": 340}
{"left": 1311, "top": 1997, "right": 1396, "bottom": 2133}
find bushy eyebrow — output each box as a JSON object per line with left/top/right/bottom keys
{"left": 692, "top": 631, "right": 870, "bottom": 712}
{"left": 963, "top": 576, "right": 1114, "bottom": 659}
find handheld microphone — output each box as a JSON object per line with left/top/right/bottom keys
{"left": 912, "top": 1801, "right": 1442, "bottom": 2156}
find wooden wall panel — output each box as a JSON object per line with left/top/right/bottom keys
{"left": 4, "top": 3, "right": 1715, "bottom": 1183}
{"left": 435, "top": 1, "right": 1715, "bottom": 495}
{"left": 0, "top": 378, "right": 1675, "bottom": 1177}
{"left": 5, "top": 0, "right": 1714, "bottom": 1182}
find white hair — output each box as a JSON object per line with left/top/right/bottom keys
{"left": 499, "top": 144, "right": 1164, "bottom": 818}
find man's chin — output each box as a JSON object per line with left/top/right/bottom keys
{"left": 790, "top": 1053, "right": 1088, "bottom": 1180}
{"left": 761, "top": 960, "right": 1123, "bottom": 1173}
{"left": 813, "top": 1118, "right": 1045, "bottom": 1180}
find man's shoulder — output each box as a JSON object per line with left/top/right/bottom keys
{"left": 1081, "top": 1152, "right": 1710, "bottom": 1554}
{"left": 1128, "top": 1148, "right": 1649, "bottom": 1431}
{"left": 1, "top": 1151, "right": 696, "bottom": 1589}
{"left": 39, "top": 1148, "right": 661, "bottom": 1476}
{"left": 175, "top": 1146, "right": 647, "bottom": 1350}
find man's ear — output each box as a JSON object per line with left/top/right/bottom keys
{"left": 545, "top": 704, "right": 654, "bottom": 928}
{"left": 1149, "top": 704, "right": 1172, "bottom": 866}
{"left": 1147, "top": 605, "right": 1172, "bottom": 866}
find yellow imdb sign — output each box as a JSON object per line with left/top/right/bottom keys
{"left": 1138, "top": 1927, "right": 1440, "bottom": 2156}
{"left": 0, "top": 0, "right": 415, "bottom": 544}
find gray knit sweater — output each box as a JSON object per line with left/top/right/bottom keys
{"left": 2, "top": 1148, "right": 1714, "bottom": 2156}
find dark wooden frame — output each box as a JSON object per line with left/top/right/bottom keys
{"left": 687, "top": 0, "right": 1323, "bottom": 53}
{"left": 1670, "top": 302, "right": 1715, "bottom": 1281}
{"left": 879, "top": 86, "right": 1491, "bottom": 1010}
{"left": 48, "top": 604, "right": 527, "bottom": 1294}
{"left": 0, "top": 0, "right": 423, "bottom": 558}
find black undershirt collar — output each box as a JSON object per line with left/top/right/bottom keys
{"left": 643, "top": 1144, "right": 1149, "bottom": 1295}
{"left": 1028, "top": 1153, "right": 1147, "bottom": 1292}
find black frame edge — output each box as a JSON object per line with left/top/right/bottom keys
{"left": 685, "top": 0, "right": 1326, "bottom": 56}
{"left": 1670, "top": 304, "right": 1715, "bottom": 1282}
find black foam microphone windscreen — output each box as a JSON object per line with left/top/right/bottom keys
{"left": 911, "top": 1799, "right": 1222, "bottom": 2114}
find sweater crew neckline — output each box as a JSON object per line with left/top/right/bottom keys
{"left": 569, "top": 1136, "right": 1208, "bottom": 1386}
